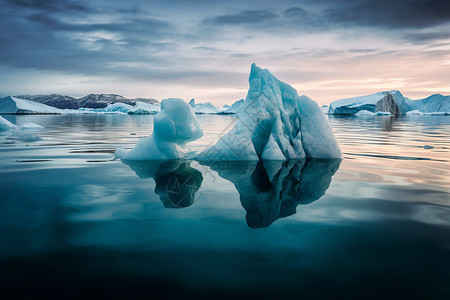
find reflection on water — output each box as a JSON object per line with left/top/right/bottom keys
{"left": 206, "top": 159, "right": 341, "bottom": 228}
{"left": 125, "top": 160, "right": 203, "bottom": 208}
{"left": 123, "top": 159, "right": 340, "bottom": 228}
{"left": 381, "top": 115, "right": 398, "bottom": 131}
{"left": 0, "top": 114, "right": 449, "bottom": 298}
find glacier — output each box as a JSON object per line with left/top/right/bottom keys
{"left": 115, "top": 98, "right": 203, "bottom": 160}
{"left": 328, "top": 91, "right": 409, "bottom": 115}
{"left": 197, "top": 63, "right": 341, "bottom": 161}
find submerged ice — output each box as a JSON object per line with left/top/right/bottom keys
{"left": 197, "top": 63, "right": 341, "bottom": 160}
{"left": 116, "top": 98, "right": 203, "bottom": 160}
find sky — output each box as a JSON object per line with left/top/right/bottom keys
{"left": 1, "top": 0, "right": 450, "bottom": 106}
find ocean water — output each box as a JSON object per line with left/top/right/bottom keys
{"left": 0, "top": 114, "right": 449, "bottom": 299}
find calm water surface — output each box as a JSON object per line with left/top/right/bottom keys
{"left": 0, "top": 114, "right": 449, "bottom": 299}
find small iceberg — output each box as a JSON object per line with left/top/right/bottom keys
{"left": 115, "top": 98, "right": 203, "bottom": 160}
{"left": 0, "top": 115, "right": 44, "bottom": 141}
{"left": 0, "top": 115, "right": 16, "bottom": 131}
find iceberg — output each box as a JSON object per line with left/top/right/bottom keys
{"left": 0, "top": 116, "right": 16, "bottom": 131}
{"left": 219, "top": 99, "right": 245, "bottom": 114}
{"left": 79, "top": 101, "right": 160, "bottom": 114}
{"left": 320, "top": 105, "right": 329, "bottom": 114}
{"left": 0, "top": 96, "right": 62, "bottom": 114}
{"left": 0, "top": 115, "right": 44, "bottom": 141}
{"left": 406, "top": 94, "right": 450, "bottom": 114}
{"left": 116, "top": 98, "right": 203, "bottom": 160}
{"left": 355, "top": 110, "right": 376, "bottom": 116}
{"left": 189, "top": 99, "right": 219, "bottom": 114}
{"left": 328, "top": 91, "right": 409, "bottom": 115}
{"left": 197, "top": 63, "right": 341, "bottom": 161}
{"left": 127, "top": 102, "right": 161, "bottom": 114}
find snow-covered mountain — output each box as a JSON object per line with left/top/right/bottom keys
{"left": 16, "top": 94, "right": 79, "bottom": 109}
{"left": 328, "top": 91, "right": 410, "bottom": 115}
{"left": 14, "top": 94, "right": 159, "bottom": 109}
{"left": 406, "top": 94, "right": 450, "bottom": 114}
{"left": 0, "top": 96, "right": 63, "bottom": 114}
{"left": 189, "top": 99, "right": 219, "bottom": 114}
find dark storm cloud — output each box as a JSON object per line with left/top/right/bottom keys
{"left": 201, "top": 0, "right": 450, "bottom": 40}
{"left": 0, "top": 0, "right": 177, "bottom": 76}
{"left": 203, "top": 10, "right": 279, "bottom": 25}
{"left": 324, "top": 0, "right": 450, "bottom": 29}
{"left": 6, "top": 0, "right": 94, "bottom": 14}
{"left": 406, "top": 32, "right": 450, "bottom": 43}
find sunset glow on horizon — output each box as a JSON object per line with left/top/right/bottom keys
{"left": 1, "top": 0, "right": 449, "bottom": 106}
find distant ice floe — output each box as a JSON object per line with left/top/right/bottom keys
{"left": 80, "top": 102, "right": 161, "bottom": 114}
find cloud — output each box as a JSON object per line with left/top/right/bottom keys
{"left": 203, "top": 10, "right": 279, "bottom": 26}
{"left": 6, "top": 0, "right": 95, "bottom": 14}
{"left": 325, "top": 0, "right": 450, "bottom": 29}
{"left": 1, "top": 0, "right": 450, "bottom": 104}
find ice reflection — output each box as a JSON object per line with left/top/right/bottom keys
{"left": 122, "top": 158, "right": 341, "bottom": 227}
{"left": 124, "top": 160, "right": 203, "bottom": 208}
{"left": 205, "top": 159, "right": 341, "bottom": 228}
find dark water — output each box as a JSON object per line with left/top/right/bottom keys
{"left": 0, "top": 114, "right": 449, "bottom": 299}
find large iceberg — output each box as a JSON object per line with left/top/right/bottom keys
{"left": 0, "top": 96, "right": 63, "bottom": 114}
{"left": 116, "top": 98, "right": 203, "bottom": 160}
{"left": 328, "top": 91, "right": 449, "bottom": 115}
{"left": 328, "top": 91, "right": 410, "bottom": 115}
{"left": 406, "top": 94, "right": 450, "bottom": 114}
{"left": 197, "top": 64, "right": 341, "bottom": 161}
